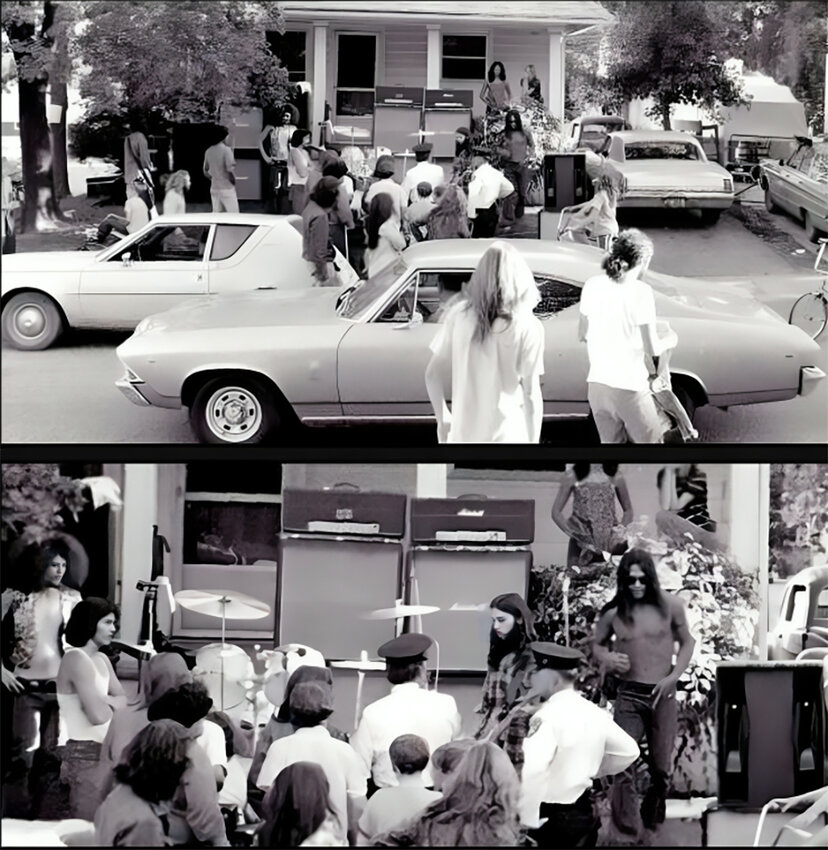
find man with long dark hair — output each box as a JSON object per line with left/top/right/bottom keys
{"left": 593, "top": 548, "right": 695, "bottom": 841}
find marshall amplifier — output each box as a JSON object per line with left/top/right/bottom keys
{"left": 376, "top": 86, "right": 425, "bottom": 108}
{"left": 281, "top": 488, "right": 407, "bottom": 538}
{"left": 424, "top": 89, "right": 474, "bottom": 109}
{"left": 410, "top": 498, "right": 535, "bottom": 544}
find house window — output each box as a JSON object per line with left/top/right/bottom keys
{"left": 336, "top": 33, "right": 377, "bottom": 118}
{"left": 267, "top": 30, "right": 307, "bottom": 82}
{"left": 183, "top": 464, "right": 282, "bottom": 566}
{"left": 442, "top": 35, "right": 487, "bottom": 80}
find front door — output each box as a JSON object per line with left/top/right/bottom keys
{"left": 79, "top": 223, "right": 212, "bottom": 327}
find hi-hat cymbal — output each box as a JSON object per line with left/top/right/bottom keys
{"left": 329, "top": 658, "right": 387, "bottom": 671}
{"left": 174, "top": 589, "right": 270, "bottom": 620}
{"left": 363, "top": 604, "right": 440, "bottom": 620}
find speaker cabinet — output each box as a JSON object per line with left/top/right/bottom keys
{"left": 543, "top": 153, "right": 589, "bottom": 211}
{"left": 716, "top": 661, "right": 826, "bottom": 808}
{"left": 234, "top": 155, "right": 263, "bottom": 201}
{"left": 277, "top": 536, "right": 403, "bottom": 659}
{"left": 405, "top": 548, "right": 531, "bottom": 671}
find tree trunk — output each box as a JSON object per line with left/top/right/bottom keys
{"left": 661, "top": 105, "right": 672, "bottom": 131}
{"left": 50, "top": 79, "right": 70, "bottom": 200}
{"left": 17, "top": 74, "right": 65, "bottom": 232}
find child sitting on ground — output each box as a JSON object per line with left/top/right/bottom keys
{"left": 357, "top": 734, "right": 442, "bottom": 844}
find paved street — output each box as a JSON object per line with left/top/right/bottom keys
{"left": 2, "top": 202, "right": 826, "bottom": 445}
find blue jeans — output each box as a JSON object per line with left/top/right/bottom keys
{"left": 610, "top": 680, "right": 678, "bottom": 837}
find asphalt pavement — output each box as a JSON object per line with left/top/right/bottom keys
{"left": 2, "top": 199, "right": 826, "bottom": 445}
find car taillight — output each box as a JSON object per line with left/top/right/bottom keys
{"left": 723, "top": 178, "right": 733, "bottom": 192}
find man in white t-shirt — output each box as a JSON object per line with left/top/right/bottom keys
{"left": 578, "top": 229, "right": 664, "bottom": 443}
{"left": 401, "top": 143, "right": 445, "bottom": 205}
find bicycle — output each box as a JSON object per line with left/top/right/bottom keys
{"left": 789, "top": 238, "right": 828, "bottom": 339}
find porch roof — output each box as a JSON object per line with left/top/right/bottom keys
{"left": 280, "top": 1, "right": 614, "bottom": 29}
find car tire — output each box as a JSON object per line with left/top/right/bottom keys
{"left": 804, "top": 211, "right": 824, "bottom": 244}
{"left": 764, "top": 188, "right": 778, "bottom": 214}
{"left": 700, "top": 209, "right": 721, "bottom": 226}
{"left": 1, "top": 291, "right": 64, "bottom": 350}
{"left": 190, "top": 375, "right": 280, "bottom": 445}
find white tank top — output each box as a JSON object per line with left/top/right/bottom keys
{"left": 57, "top": 648, "right": 111, "bottom": 744}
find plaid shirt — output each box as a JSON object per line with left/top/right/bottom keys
{"left": 498, "top": 700, "right": 544, "bottom": 778}
{"left": 475, "top": 647, "right": 536, "bottom": 738}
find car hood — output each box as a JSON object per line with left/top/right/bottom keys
{"left": 134, "top": 287, "right": 344, "bottom": 335}
{"left": 2, "top": 251, "right": 96, "bottom": 274}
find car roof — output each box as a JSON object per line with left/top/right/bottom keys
{"left": 401, "top": 238, "right": 602, "bottom": 269}
{"left": 152, "top": 213, "right": 300, "bottom": 226}
{"left": 580, "top": 116, "right": 625, "bottom": 126}
{"left": 610, "top": 130, "right": 702, "bottom": 143}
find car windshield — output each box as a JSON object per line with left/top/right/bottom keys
{"left": 625, "top": 142, "right": 700, "bottom": 160}
{"left": 338, "top": 257, "right": 409, "bottom": 321}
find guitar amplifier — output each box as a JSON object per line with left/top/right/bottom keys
{"left": 410, "top": 498, "right": 535, "bottom": 544}
{"left": 281, "top": 489, "right": 407, "bottom": 538}
{"left": 376, "top": 86, "right": 425, "bottom": 108}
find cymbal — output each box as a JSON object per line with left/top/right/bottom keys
{"left": 392, "top": 150, "right": 414, "bottom": 156}
{"left": 408, "top": 130, "right": 436, "bottom": 136}
{"left": 174, "top": 589, "right": 270, "bottom": 620}
{"left": 448, "top": 603, "right": 488, "bottom": 612}
{"left": 363, "top": 604, "right": 440, "bottom": 620}
{"left": 329, "top": 659, "right": 387, "bottom": 671}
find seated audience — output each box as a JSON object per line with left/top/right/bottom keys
{"left": 357, "top": 734, "right": 441, "bottom": 844}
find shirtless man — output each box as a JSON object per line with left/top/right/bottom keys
{"left": 1, "top": 539, "right": 82, "bottom": 817}
{"left": 593, "top": 548, "right": 695, "bottom": 840}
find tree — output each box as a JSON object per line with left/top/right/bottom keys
{"left": 1, "top": 0, "right": 75, "bottom": 231}
{"left": 601, "top": 0, "right": 746, "bottom": 129}
{"left": 75, "top": 1, "right": 290, "bottom": 128}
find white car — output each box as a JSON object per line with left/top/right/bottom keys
{"left": 600, "top": 130, "right": 735, "bottom": 223}
{"left": 1, "top": 213, "right": 358, "bottom": 350}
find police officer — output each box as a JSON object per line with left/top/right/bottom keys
{"left": 519, "top": 642, "right": 640, "bottom": 849}
{"left": 349, "top": 633, "right": 461, "bottom": 791}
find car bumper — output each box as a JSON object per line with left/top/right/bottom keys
{"left": 618, "top": 194, "right": 734, "bottom": 210}
{"left": 800, "top": 365, "right": 826, "bottom": 397}
{"left": 115, "top": 369, "right": 182, "bottom": 409}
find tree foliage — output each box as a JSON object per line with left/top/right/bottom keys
{"left": 75, "top": 1, "right": 290, "bottom": 125}
{"left": 600, "top": 1, "right": 746, "bottom": 129}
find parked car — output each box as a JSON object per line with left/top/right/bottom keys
{"left": 1, "top": 213, "right": 359, "bottom": 350}
{"left": 114, "top": 239, "right": 825, "bottom": 445}
{"left": 599, "top": 130, "right": 735, "bottom": 223}
{"left": 753, "top": 135, "right": 828, "bottom": 243}
{"left": 769, "top": 564, "right": 828, "bottom": 660}
{"left": 565, "top": 115, "right": 629, "bottom": 152}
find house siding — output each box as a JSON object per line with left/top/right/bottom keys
{"left": 491, "top": 29, "right": 549, "bottom": 108}
{"left": 383, "top": 26, "right": 428, "bottom": 87}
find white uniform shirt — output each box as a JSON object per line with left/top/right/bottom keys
{"left": 257, "top": 726, "right": 367, "bottom": 843}
{"left": 429, "top": 301, "right": 545, "bottom": 443}
{"left": 579, "top": 274, "right": 656, "bottom": 392}
{"left": 349, "top": 682, "right": 462, "bottom": 788}
{"left": 519, "top": 688, "right": 639, "bottom": 827}
{"left": 467, "top": 163, "right": 516, "bottom": 217}
{"left": 401, "top": 161, "right": 446, "bottom": 204}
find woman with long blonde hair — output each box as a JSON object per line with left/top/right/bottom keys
{"left": 427, "top": 183, "right": 470, "bottom": 240}
{"left": 374, "top": 741, "right": 522, "bottom": 846}
{"left": 161, "top": 170, "right": 191, "bottom": 215}
{"left": 425, "top": 241, "right": 545, "bottom": 443}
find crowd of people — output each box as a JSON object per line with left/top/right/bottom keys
{"left": 1, "top": 519, "right": 710, "bottom": 848}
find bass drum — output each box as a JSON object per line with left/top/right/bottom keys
{"left": 194, "top": 643, "right": 255, "bottom": 710}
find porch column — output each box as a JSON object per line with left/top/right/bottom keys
{"left": 417, "top": 464, "right": 447, "bottom": 497}
{"left": 547, "top": 28, "right": 565, "bottom": 124}
{"left": 312, "top": 24, "right": 328, "bottom": 146}
{"left": 119, "top": 464, "right": 158, "bottom": 645}
{"left": 426, "top": 25, "right": 441, "bottom": 90}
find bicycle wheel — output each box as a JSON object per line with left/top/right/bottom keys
{"left": 789, "top": 292, "right": 828, "bottom": 339}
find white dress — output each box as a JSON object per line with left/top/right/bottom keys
{"left": 429, "top": 302, "right": 545, "bottom": 443}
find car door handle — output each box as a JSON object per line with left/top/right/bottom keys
{"left": 194, "top": 272, "right": 204, "bottom": 283}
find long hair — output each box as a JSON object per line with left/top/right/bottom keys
{"left": 487, "top": 592, "right": 537, "bottom": 670}
{"left": 488, "top": 61, "right": 506, "bottom": 82}
{"left": 276, "top": 665, "right": 334, "bottom": 724}
{"left": 64, "top": 597, "right": 117, "bottom": 647}
{"left": 165, "top": 170, "right": 190, "bottom": 195}
{"left": 463, "top": 241, "right": 539, "bottom": 343}
{"left": 602, "top": 228, "right": 653, "bottom": 282}
{"left": 258, "top": 761, "right": 335, "bottom": 847}
{"left": 113, "top": 719, "right": 190, "bottom": 804}
{"left": 572, "top": 462, "right": 620, "bottom": 481}
{"left": 134, "top": 652, "right": 192, "bottom": 710}
{"left": 429, "top": 184, "right": 468, "bottom": 238}
{"left": 366, "top": 192, "right": 395, "bottom": 249}
{"left": 415, "top": 742, "right": 521, "bottom": 846}
{"left": 600, "top": 548, "right": 669, "bottom": 625}
{"left": 290, "top": 129, "right": 310, "bottom": 148}
{"left": 23, "top": 539, "right": 72, "bottom": 592}
{"left": 147, "top": 680, "right": 213, "bottom": 728}
{"left": 504, "top": 110, "right": 524, "bottom": 135}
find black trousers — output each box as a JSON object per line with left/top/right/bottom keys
{"left": 472, "top": 204, "right": 499, "bottom": 238}
{"left": 529, "top": 789, "right": 600, "bottom": 849}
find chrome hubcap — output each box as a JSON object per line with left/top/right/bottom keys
{"left": 205, "top": 387, "right": 262, "bottom": 442}
{"left": 14, "top": 304, "right": 46, "bottom": 338}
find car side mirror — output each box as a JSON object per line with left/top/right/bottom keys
{"left": 122, "top": 252, "right": 132, "bottom": 268}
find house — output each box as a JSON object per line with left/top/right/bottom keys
{"left": 274, "top": 1, "right": 614, "bottom": 147}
